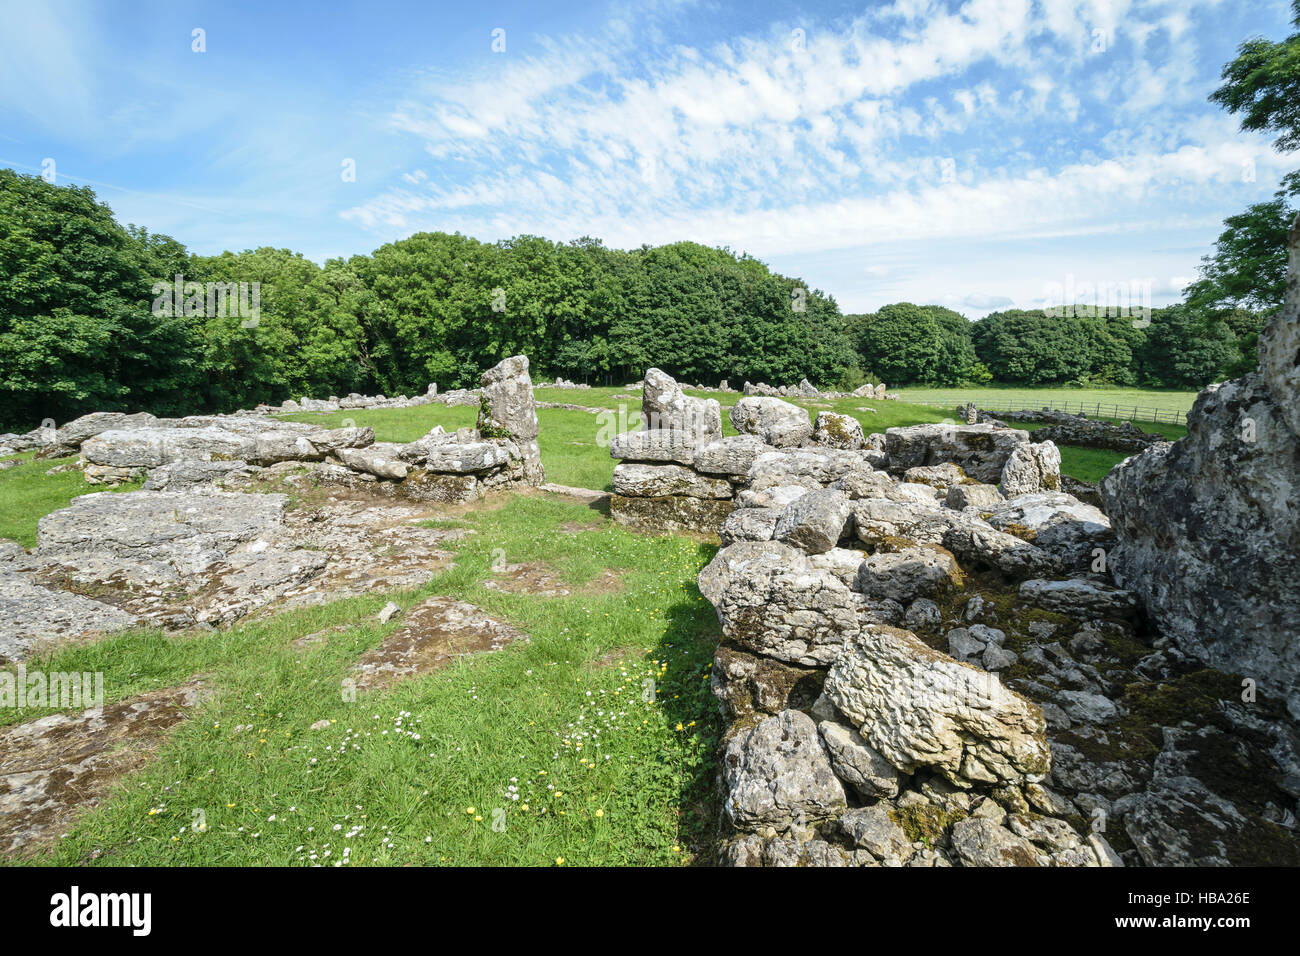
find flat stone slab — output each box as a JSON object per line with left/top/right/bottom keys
{"left": 350, "top": 596, "right": 529, "bottom": 691}
{"left": 0, "top": 680, "right": 210, "bottom": 858}
{"left": 0, "top": 571, "right": 139, "bottom": 663}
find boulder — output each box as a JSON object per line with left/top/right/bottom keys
{"left": 819, "top": 721, "right": 900, "bottom": 799}
{"left": 822, "top": 624, "right": 1051, "bottom": 786}
{"left": 699, "top": 540, "right": 860, "bottom": 666}
{"left": 608, "top": 429, "right": 697, "bottom": 465}
{"left": 640, "top": 368, "right": 723, "bottom": 444}
{"left": 336, "top": 444, "right": 410, "bottom": 480}
{"left": 693, "top": 435, "right": 774, "bottom": 476}
{"left": 722, "top": 710, "right": 846, "bottom": 832}
{"left": 611, "top": 463, "right": 733, "bottom": 499}
{"left": 1018, "top": 578, "right": 1137, "bottom": 619}
{"left": 47, "top": 411, "right": 158, "bottom": 455}
{"left": 949, "top": 817, "right": 1045, "bottom": 867}
{"left": 837, "top": 805, "right": 915, "bottom": 863}
{"left": 945, "top": 483, "right": 1004, "bottom": 509}
{"left": 903, "top": 463, "right": 969, "bottom": 492}
{"left": 855, "top": 546, "right": 963, "bottom": 603}
{"left": 729, "top": 397, "right": 813, "bottom": 447}
{"left": 477, "top": 355, "right": 544, "bottom": 483}
{"left": 982, "top": 492, "right": 1113, "bottom": 573}
{"left": 748, "top": 448, "right": 871, "bottom": 485}
{"left": 1100, "top": 215, "right": 1300, "bottom": 715}
{"left": 710, "top": 645, "right": 824, "bottom": 724}
{"left": 771, "top": 488, "right": 851, "bottom": 554}
{"left": 719, "top": 507, "right": 782, "bottom": 545}
{"left": 608, "top": 494, "right": 733, "bottom": 535}
{"left": 884, "top": 423, "right": 1030, "bottom": 483}
{"left": 141, "top": 459, "right": 253, "bottom": 490}
{"left": 420, "top": 440, "right": 513, "bottom": 474}
{"left": 81, "top": 426, "right": 253, "bottom": 469}
{"left": 812, "top": 411, "right": 863, "bottom": 450}
{"left": 999, "top": 441, "right": 1062, "bottom": 497}
{"left": 807, "top": 547, "right": 869, "bottom": 588}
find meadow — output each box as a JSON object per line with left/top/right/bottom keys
{"left": 5, "top": 495, "right": 722, "bottom": 866}
{"left": 894, "top": 385, "right": 1200, "bottom": 422}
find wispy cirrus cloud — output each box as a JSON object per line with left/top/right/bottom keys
{"left": 338, "top": 0, "right": 1294, "bottom": 311}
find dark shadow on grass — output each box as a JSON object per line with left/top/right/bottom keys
{"left": 648, "top": 538, "right": 725, "bottom": 866}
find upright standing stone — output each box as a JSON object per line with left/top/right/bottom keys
{"left": 640, "top": 368, "right": 722, "bottom": 443}
{"left": 478, "top": 355, "right": 544, "bottom": 484}
{"left": 1101, "top": 212, "right": 1300, "bottom": 717}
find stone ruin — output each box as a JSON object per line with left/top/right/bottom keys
{"left": 696, "top": 353, "right": 1300, "bottom": 864}
{"left": 744, "top": 379, "right": 893, "bottom": 400}
{"left": 608, "top": 368, "right": 1060, "bottom": 537}
{"left": 0, "top": 356, "right": 545, "bottom": 661}
{"left": 23, "top": 355, "right": 543, "bottom": 503}
{"left": 971, "top": 407, "right": 1162, "bottom": 455}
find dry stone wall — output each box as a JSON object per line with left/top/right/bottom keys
{"left": 33, "top": 355, "right": 545, "bottom": 503}
{"left": 697, "top": 390, "right": 1300, "bottom": 867}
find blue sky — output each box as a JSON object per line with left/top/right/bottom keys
{"left": 1, "top": 0, "right": 1295, "bottom": 315}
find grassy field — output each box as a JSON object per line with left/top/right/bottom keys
{"left": 895, "top": 385, "right": 1199, "bottom": 421}
{"left": 5, "top": 494, "right": 723, "bottom": 866}
{"left": 0, "top": 451, "right": 143, "bottom": 547}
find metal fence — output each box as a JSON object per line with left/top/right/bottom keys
{"left": 967, "top": 398, "right": 1188, "bottom": 426}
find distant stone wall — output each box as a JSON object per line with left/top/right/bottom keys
{"left": 607, "top": 370, "right": 904, "bottom": 535}
{"left": 48, "top": 355, "right": 545, "bottom": 502}
{"left": 975, "top": 407, "right": 1162, "bottom": 454}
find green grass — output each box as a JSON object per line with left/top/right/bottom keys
{"left": 7, "top": 495, "right": 723, "bottom": 866}
{"left": 0, "top": 452, "right": 142, "bottom": 547}
{"left": 895, "top": 385, "right": 1199, "bottom": 420}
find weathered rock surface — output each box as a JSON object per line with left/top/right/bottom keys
{"left": 772, "top": 488, "right": 850, "bottom": 554}
{"left": 999, "top": 440, "right": 1062, "bottom": 497}
{"left": 640, "top": 368, "right": 722, "bottom": 443}
{"left": 855, "top": 546, "right": 963, "bottom": 603}
{"left": 0, "top": 681, "right": 211, "bottom": 857}
{"left": 748, "top": 448, "right": 871, "bottom": 485}
{"left": 822, "top": 625, "right": 1051, "bottom": 786}
{"left": 729, "top": 397, "right": 813, "bottom": 447}
{"left": 1101, "top": 217, "right": 1300, "bottom": 715}
{"left": 608, "top": 493, "right": 733, "bottom": 535}
{"left": 611, "top": 463, "right": 732, "bottom": 499}
{"left": 700, "top": 541, "right": 859, "bottom": 666}
{"left": 0, "top": 571, "right": 139, "bottom": 662}
{"left": 885, "top": 423, "right": 1030, "bottom": 483}
{"left": 608, "top": 429, "right": 697, "bottom": 465}
{"left": 812, "top": 411, "right": 864, "bottom": 450}
{"left": 693, "top": 435, "right": 774, "bottom": 476}
{"left": 719, "top": 506, "right": 781, "bottom": 545}
{"left": 477, "top": 354, "right": 544, "bottom": 484}
{"left": 350, "top": 596, "right": 529, "bottom": 691}
{"left": 819, "top": 721, "right": 900, "bottom": 799}
{"left": 722, "top": 710, "right": 846, "bottom": 831}
{"left": 982, "top": 492, "right": 1113, "bottom": 572}
{"left": 1018, "top": 578, "right": 1136, "bottom": 619}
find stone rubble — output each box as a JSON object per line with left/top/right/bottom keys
{"left": 699, "top": 378, "right": 1300, "bottom": 867}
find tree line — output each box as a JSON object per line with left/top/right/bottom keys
{"left": 0, "top": 164, "right": 1282, "bottom": 430}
